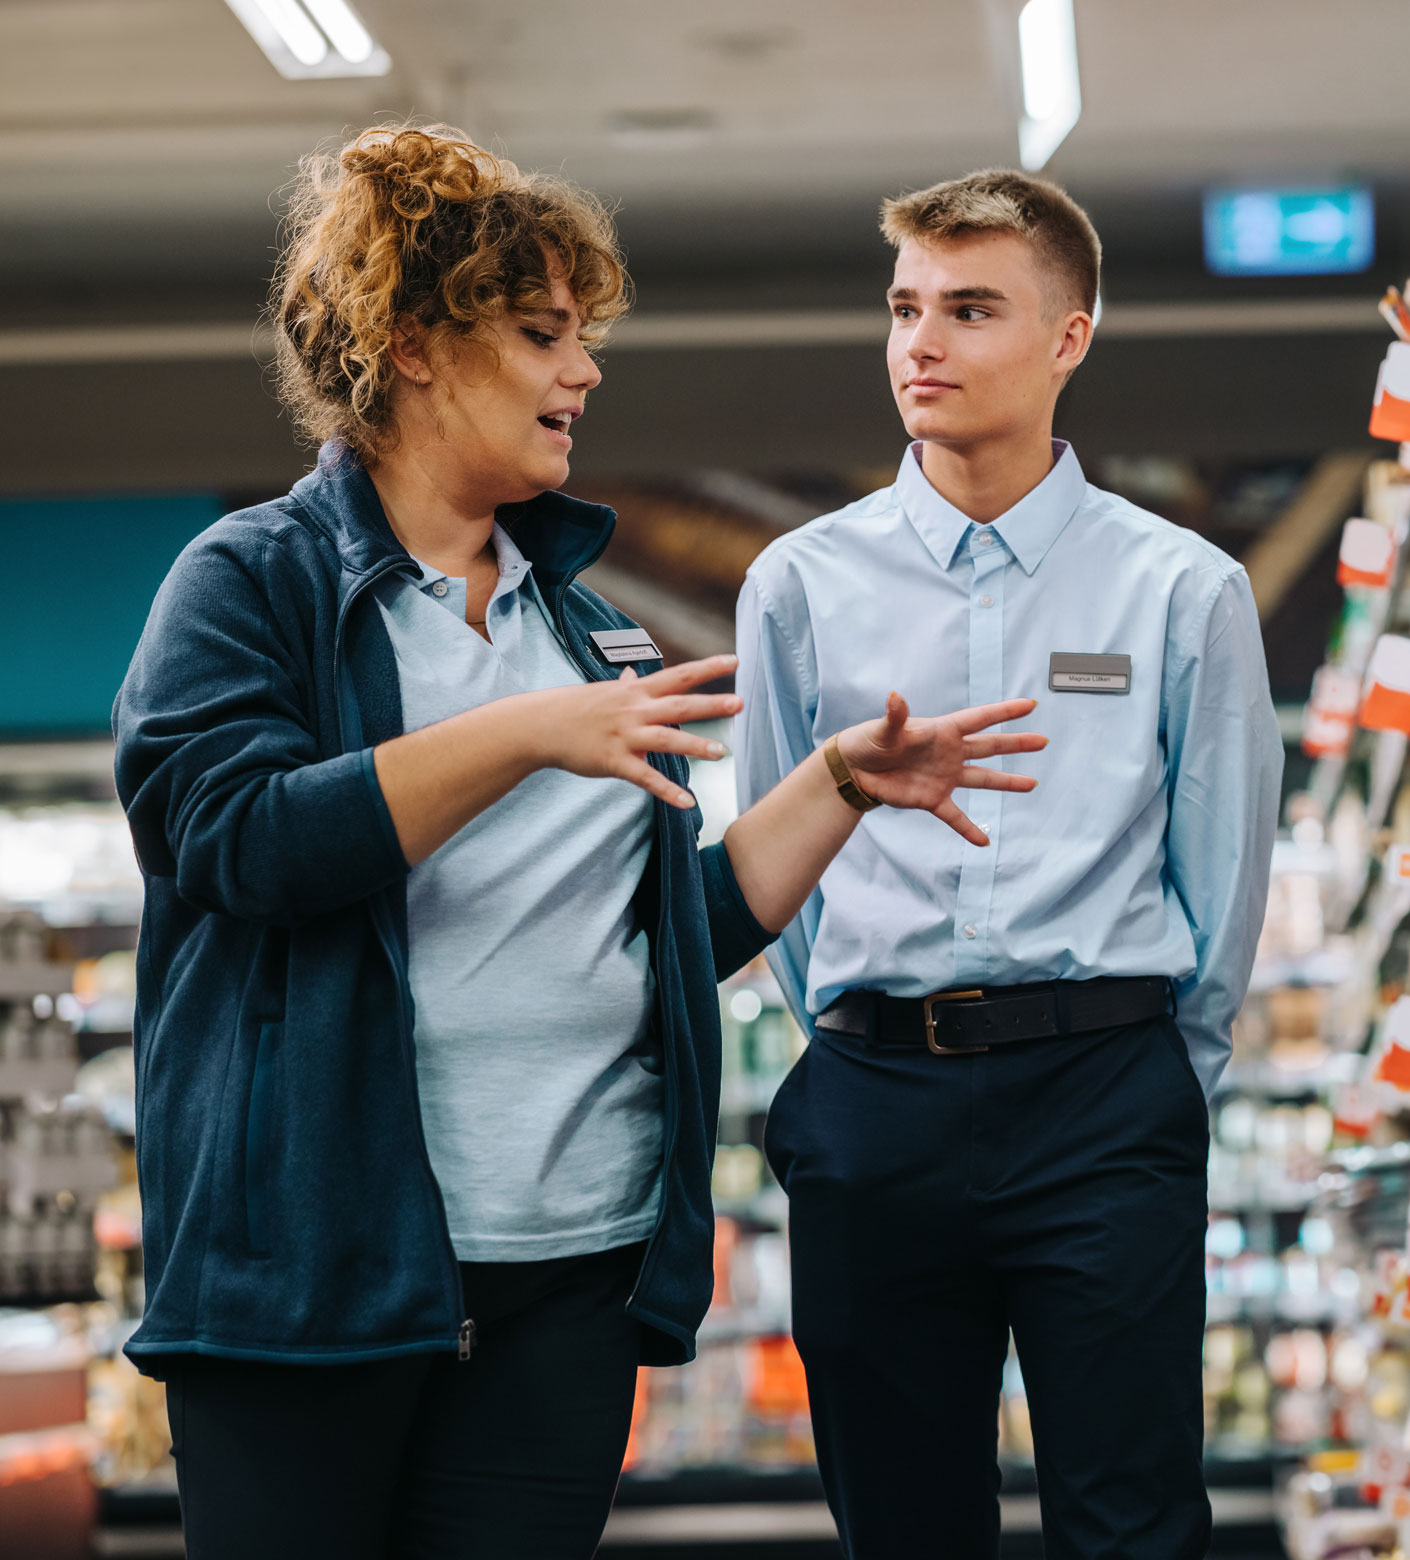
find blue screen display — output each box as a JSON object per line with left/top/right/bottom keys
{"left": 0, "top": 494, "right": 224, "bottom": 736}
{"left": 1203, "top": 187, "right": 1375, "bottom": 277}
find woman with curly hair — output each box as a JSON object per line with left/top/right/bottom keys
{"left": 112, "top": 123, "right": 1045, "bottom": 1559}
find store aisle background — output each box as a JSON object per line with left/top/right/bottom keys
{"left": 5, "top": 2, "right": 1410, "bottom": 1556}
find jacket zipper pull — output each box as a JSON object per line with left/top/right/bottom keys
{"left": 458, "top": 1318, "right": 477, "bottom": 1362}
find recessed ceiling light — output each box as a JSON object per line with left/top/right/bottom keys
{"left": 1017, "top": 0, "right": 1081, "bottom": 171}
{"left": 223, "top": 0, "right": 391, "bottom": 78}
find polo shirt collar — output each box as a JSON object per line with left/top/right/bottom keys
{"left": 896, "top": 439, "right": 1086, "bottom": 576}
{"left": 409, "top": 523, "right": 534, "bottom": 618}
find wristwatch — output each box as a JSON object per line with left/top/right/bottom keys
{"left": 823, "top": 733, "right": 882, "bottom": 813}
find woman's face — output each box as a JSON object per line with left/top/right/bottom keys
{"left": 419, "top": 271, "right": 604, "bottom": 504}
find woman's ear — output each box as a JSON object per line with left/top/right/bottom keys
{"left": 387, "top": 317, "right": 431, "bottom": 387}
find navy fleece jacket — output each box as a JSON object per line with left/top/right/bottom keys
{"left": 112, "top": 441, "right": 773, "bottom": 1373}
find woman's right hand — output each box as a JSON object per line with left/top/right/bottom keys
{"left": 524, "top": 653, "right": 743, "bottom": 808}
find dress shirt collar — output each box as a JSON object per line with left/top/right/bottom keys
{"left": 895, "top": 439, "right": 1087, "bottom": 576}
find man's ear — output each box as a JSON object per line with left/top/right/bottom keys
{"left": 1056, "top": 309, "right": 1094, "bottom": 376}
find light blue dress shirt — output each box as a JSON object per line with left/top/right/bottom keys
{"left": 735, "top": 441, "right": 1283, "bottom": 1096}
{"left": 374, "top": 525, "right": 662, "bottom": 1261}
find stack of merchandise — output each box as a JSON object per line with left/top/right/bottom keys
{"left": 1272, "top": 426, "right": 1410, "bottom": 1553}
{"left": 0, "top": 911, "right": 107, "bottom": 1557}
{"left": 0, "top": 911, "right": 111, "bottom": 1304}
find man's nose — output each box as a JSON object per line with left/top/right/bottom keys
{"left": 908, "top": 323, "right": 945, "bottom": 362}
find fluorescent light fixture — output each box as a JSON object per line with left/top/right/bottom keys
{"left": 223, "top": 0, "right": 391, "bottom": 78}
{"left": 1017, "top": 0, "right": 1081, "bottom": 171}
{"left": 302, "top": 0, "right": 376, "bottom": 64}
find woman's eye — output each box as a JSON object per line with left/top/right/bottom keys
{"left": 522, "top": 328, "right": 558, "bottom": 348}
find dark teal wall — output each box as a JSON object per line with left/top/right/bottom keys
{"left": 1, "top": 495, "right": 224, "bottom": 736}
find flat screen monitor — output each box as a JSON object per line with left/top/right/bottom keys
{"left": 1203, "top": 187, "right": 1375, "bottom": 277}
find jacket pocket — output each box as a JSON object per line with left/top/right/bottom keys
{"left": 245, "top": 1022, "right": 282, "bottom": 1256}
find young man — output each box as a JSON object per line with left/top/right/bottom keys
{"left": 734, "top": 170, "right": 1282, "bottom": 1559}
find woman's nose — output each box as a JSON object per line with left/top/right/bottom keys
{"left": 569, "top": 340, "right": 603, "bottom": 391}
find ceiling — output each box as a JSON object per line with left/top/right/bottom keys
{"left": 2, "top": 0, "right": 1407, "bottom": 498}
{"left": 3, "top": 0, "right": 1410, "bottom": 299}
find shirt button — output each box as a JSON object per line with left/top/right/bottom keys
{"left": 980, "top": 594, "right": 995, "bottom": 608}
{"left": 963, "top": 924, "right": 978, "bottom": 940}
{"left": 977, "top": 533, "right": 994, "bottom": 548}
{"left": 431, "top": 580, "right": 448, "bottom": 598}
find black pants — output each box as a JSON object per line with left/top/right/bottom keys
{"left": 165, "top": 1242, "right": 645, "bottom": 1560}
{"left": 766, "top": 1014, "right": 1211, "bottom": 1560}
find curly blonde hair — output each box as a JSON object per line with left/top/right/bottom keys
{"left": 270, "top": 122, "right": 629, "bottom": 460}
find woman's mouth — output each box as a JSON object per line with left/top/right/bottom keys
{"left": 537, "top": 411, "right": 575, "bottom": 447}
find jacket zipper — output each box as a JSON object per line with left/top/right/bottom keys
{"left": 550, "top": 576, "right": 682, "bottom": 1309}
{"left": 334, "top": 562, "right": 475, "bottom": 1359}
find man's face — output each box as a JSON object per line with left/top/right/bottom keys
{"left": 886, "top": 231, "right": 1086, "bottom": 450}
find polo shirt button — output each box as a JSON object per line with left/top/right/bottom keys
{"left": 963, "top": 924, "right": 978, "bottom": 939}
{"left": 431, "top": 580, "right": 448, "bottom": 597}
{"left": 980, "top": 594, "right": 995, "bottom": 608}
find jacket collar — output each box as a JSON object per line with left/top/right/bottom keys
{"left": 291, "top": 441, "right": 618, "bottom": 599}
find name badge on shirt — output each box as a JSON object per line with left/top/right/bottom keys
{"left": 1049, "top": 652, "right": 1132, "bottom": 694}
{"left": 590, "top": 628, "right": 662, "bottom": 665}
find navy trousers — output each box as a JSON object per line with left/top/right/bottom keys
{"left": 766, "top": 1013, "right": 1211, "bottom": 1560}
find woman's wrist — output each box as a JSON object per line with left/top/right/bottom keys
{"left": 829, "top": 727, "right": 882, "bottom": 811}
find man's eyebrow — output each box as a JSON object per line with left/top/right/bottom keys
{"left": 885, "top": 285, "right": 1009, "bottom": 303}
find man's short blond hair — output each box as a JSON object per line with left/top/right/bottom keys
{"left": 881, "top": 169, "right": 1101, "bottom": 318}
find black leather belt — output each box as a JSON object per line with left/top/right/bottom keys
{"left": 815, "top": 976, "right": 1175, "bottom": 1056}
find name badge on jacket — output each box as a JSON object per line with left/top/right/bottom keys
{"left": 590, "top": 628, "right": 662, "bottom": 665}
{"left": 1049, "top": 652, "right": 1132, "bottom": 694}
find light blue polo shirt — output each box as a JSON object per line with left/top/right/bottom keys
{"left": 374, "top": 525, "right": 663, "bottom": 1261}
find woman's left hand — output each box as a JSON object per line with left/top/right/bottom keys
{"left": 836, "top": 693, "right": 1047, "bottom": 846}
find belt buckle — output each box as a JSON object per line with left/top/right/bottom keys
{"left": 923, "top": 989, "right": 988, "bottom": 1056}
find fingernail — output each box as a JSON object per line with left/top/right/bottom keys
{"left": 678, "top": 791, "right": 694, "bottom": 807}
{"left": 720, "top": 654, "right": 738, "bottom": 666}
{"left": 708, "top": 741, "right": 728, "bottom": 757}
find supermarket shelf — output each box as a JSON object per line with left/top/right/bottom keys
{"left": 1207, "top": 1187, "right": 1319, "bottom": 1212}
{"left": 1217, "top": 1055, "right": 1362, "bottom": 1098}
{"left": 95, "top": 1461, "right": 1279, "bottom": 1553}
{"left": 91, "top": 1489, "right": 1276, "bottom": 1554}
{"left": 0, "top": 963, "right": 75, "bottom": 1000}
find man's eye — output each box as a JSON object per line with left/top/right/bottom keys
{"left": 956, "top": 306, "right": 988, "bottom": 323}
{"left": 893, "top": 306, "right": 915, "bottom": 321}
